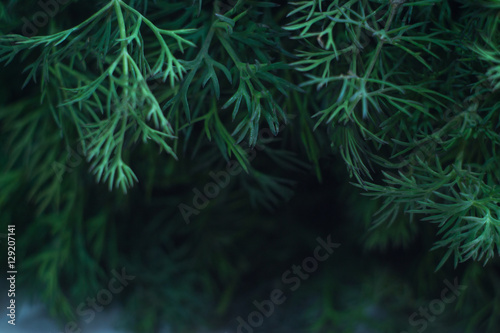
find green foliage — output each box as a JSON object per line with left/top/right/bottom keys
{"left": 1, "top": 0, "right": 197, "bottom": 192}
{"left": 283, "top": 0, "right": 500, "bottom": 269}
{"left": 1, "top": 0, "right": 500, "bottom": 332}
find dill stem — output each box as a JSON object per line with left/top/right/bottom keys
{"left": 114, "top": 0, "right": 129, "bottom": 79}
{"left": 363, "top": 3, "right": 399, "bottom": 80}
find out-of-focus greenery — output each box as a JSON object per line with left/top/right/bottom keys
{"left": 0, "top": 0, "right": 500, "bottom": 332}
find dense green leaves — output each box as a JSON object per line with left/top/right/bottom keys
{"left": 1, "top": 0, "right": 500, "bottom": 331}
{"left": 284, "top": 0, "right": 500, "bottom": 269}
{"left": 1, "top": 0, "right": 499, "bottom": 268}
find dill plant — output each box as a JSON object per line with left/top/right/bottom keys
{"left": 0, "top": 0, "right": 500, "bottom": 332}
